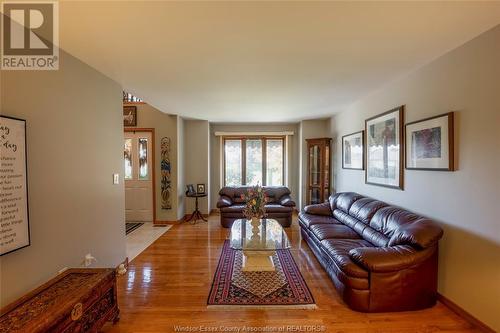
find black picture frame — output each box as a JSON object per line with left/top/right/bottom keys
{"left": 123, "top": 105, "right": 137, "bottom": 127}
{"left": 405, "top": 112, "right": 454, "bottom": 171}
{"left": 0, "top": 115, "right": 31, "bottom": 256}
{"left": 186, "top": 184, "right": 196, "bottom": 196}
{"left": 365, "top": 106, "right": 404, "bottom": 190}
{"left": 197, "top": 183, "right": 206, "bottom": 194}
{"left": 342, "top": 130, "right": 364, "bottom": 170}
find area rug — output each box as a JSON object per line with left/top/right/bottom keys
{"left": 207, "top": 240, "right": 315, "bottom": 309}
{"left": 125, "top": 222, "right": 144, "bottom": 235}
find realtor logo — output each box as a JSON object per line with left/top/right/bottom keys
{"left": 1, "top": 1, "right": 59, "bottom": 70}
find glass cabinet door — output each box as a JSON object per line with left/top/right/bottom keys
{"left": 309, "top": 143, "right": 323, "bottom": 204}
{"left": 324, "top": 145, "right": 330, "bottom": 199}
{"left": 309, "top": 145, "right": 321, "bottom": 186}
{"left": 306, "top": 138, "right": 331, "bottom": 205}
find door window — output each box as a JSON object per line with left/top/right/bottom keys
{"left": 124, "top": 138, "right": 133, "bottom": 180}
{"left": 138, "top": 138, "right": 149, "bottom": 180}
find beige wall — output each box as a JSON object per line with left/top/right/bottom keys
{"left": 176, "top": 116, "right": 185, "bottom": 220}
{"left": 132, "top": 109, "right": 210, "bottom": 220}
{"left": 329, "top": 25, "right": 500, "bottom": 331}
{"left": 209, "top": 123, "right": 300, "bottom": 210}
{"left": 132, "top": 104, "right": 179, "bottom": 222}
{"left": 184, "top": 119, "right": 210, "bottom": 215}
{"left": 298, "top": 119, "right": 330, "bottom": 209}
{"left": 0, "top": 50, "right": 126, "bottom": 306}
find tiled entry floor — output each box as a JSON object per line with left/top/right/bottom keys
{"left": 126, "top": 223, "right": 172, "bottom": 262}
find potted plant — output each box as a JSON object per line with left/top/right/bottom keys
{"left": 241, "top": 185, "right": 268, "bottom": 227}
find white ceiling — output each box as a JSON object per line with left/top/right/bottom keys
{"left": 59, "top": 1, "right": 500, "bottom": 122}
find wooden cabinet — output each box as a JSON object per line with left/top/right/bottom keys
{"left": 0, "top": 268, "right": 119, "bottom": 333}
{"left": 306, "top": 138, "right": 331, "bottom": 205}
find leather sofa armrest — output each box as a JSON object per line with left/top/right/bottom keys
{"left": 216, "top": 195, "right": 233, "bottom": 208}
{"left": 349, "top": 245, "right": 436, "bottom": 272}
{"left": 279, "top": 195, "right": 296, "bottom": 207}
{"left": 304, "top": 202, "right": 332, "bottom": 216}
{"left": 389, "top": 219, "right": 444, "bottom": 249}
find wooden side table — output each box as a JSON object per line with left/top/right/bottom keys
{"left": 185, "top": 193, "right": 207, "bottom": 223}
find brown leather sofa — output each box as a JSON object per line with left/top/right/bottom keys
{"left": 299, "top": 192, "right": 443, "bottom": 312}
{"left": 217, "top": 186, "right": 296, "bottom": 228}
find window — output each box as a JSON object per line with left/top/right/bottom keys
{"left": 224, "top": 137, "right": 285, "bottom": 186}
{"left": 224, "top": 140, "right": 242, "bottom": 186}
{"left": 124, "top": 138, "right": 133, "bottom": 180}
{"left": 138, "top": 138, "right": 149, "bottom": 180}
{"left": 266, "top": 139, "right": 284, "bottom": 186}
{"left": 246, "top": 139, "right": 262, "bottom": 185}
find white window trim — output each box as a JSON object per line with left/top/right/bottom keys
{"left": 215, "top": 131, "right": 294, "bottom": 136}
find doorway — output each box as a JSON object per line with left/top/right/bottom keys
{"left": 124, "top": 128, "right": 156, "bottom": 223}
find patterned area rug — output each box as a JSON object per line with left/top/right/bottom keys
{"left": 207, "top": 240, "right": 315, "bottom": 308}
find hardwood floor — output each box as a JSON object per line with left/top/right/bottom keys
{"left": 102, "top": 215, "right": 480, "bottom": 333}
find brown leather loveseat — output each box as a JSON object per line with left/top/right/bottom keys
{"left": 299, "top": 192, "right": 443, "bottom": 312}
{"left": 217, "top": 186, "right": 296, "bottom": 228}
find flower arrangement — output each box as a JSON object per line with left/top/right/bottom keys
{"left": 241, "top": 185, "right": 268, "bottom": 220}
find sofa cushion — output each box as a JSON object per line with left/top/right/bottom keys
{"left": 216, "top": 195, "right": 233, "bottom": 208}
{"left": 370, "top": 207, "right": 420, "bottom": 239}
{"left": 335, "top": 192, "right": 364, "bottom": 213}
{"left": 320, "top": 239, "right": 372, "bottom": 278}
{"left": 279, "top": 195, "right": 296, "bottom": 207}
{"left": 219, "top": 187, "right": 246, "bottom": 203}
{"left": 219, "top": 186, "right": 292, "bottom": 204}
{"left": 348, "top": 198, "right": 388, "bottom": 224}
{"left": 328, "top": 193, "right": 340, "bottom": 212}
{"left": 298, "top": 212, "right": 339, "bottom": 228}
{"left": 265, "top": 204, "right": 293, "bottom": 213}
{"left": 389, "top": 219, "right": 444, "bottom": 249}
{"left": 333, "top": 209, "right": 359, "bottom": 228}
{"left": 310, "top": 224, "right": 361, "bottom": 241}
{"left": 359, "top": 226, "right": 390, "bottom": 247}
{"left": 265, "top": 186, "right": 291, "bottom": 203}
{"left": 219, "top": 204, "right": 245, "bottom": 213}
{"left": 304, "top": 202, "right": 331, "bottom": 216}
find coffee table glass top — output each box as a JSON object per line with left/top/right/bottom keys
{"left": 229, "top": 218, "right": 291, "bottom": 251}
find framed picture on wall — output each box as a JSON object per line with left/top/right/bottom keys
{"left": 0, "top": 116, "right": 30, "bottom": 256}
{"left": 405, "top": 112, "right": 454, "bottom": 171}
{"left": 123, "top": 106, "right": 137, "bottom": 127}
{"left": 342, "top": 131, "right": 364, "bottom": 170}
{"left": 365, "top": 106, "right": 404, "bottom": 190}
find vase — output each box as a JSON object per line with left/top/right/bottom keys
{"left": 249, "top": 217, "right": 261, "bottom": 245}
{"left": 250, "top": 216, "right": 260, "bottom": 228}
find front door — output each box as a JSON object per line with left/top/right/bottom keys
{"left": 124, "top": 131, "right": 153, "bottom": 222}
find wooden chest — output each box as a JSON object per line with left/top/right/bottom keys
{"left": 0, "top": 268, "right": 119, "bottom": 333}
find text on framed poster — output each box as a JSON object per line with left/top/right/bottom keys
{"left": 0, "top": 115, "right": 30, "bottom": 256}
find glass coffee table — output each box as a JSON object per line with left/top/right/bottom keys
{"left": 229, "top": 218, "right": 291, "bottom": 272}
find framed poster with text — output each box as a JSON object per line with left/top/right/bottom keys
{"left": 0, "top": 115, "right": 30, "bottom": 256}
